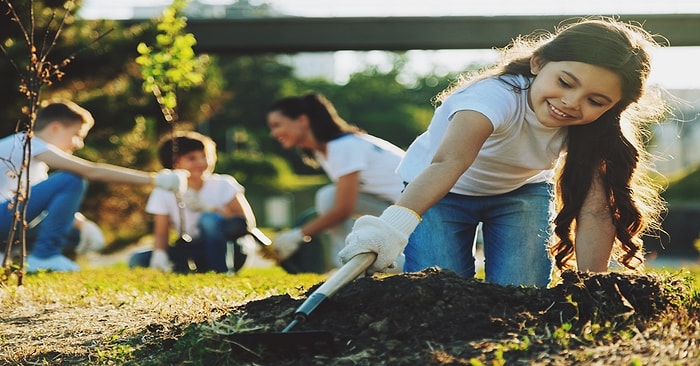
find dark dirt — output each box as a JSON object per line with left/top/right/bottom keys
{"left": 219, "top": 268, "right": 699, "bottom": 365}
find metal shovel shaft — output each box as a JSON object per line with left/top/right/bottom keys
{"left": 290, "top": 252, "right": 376, "bottom": 320}
{"left": 280, "top": 252, "right": 376, "bottom": 333}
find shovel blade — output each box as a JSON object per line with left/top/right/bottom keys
{"left": 226, "top": 330, "right": 334, "bottom": 349}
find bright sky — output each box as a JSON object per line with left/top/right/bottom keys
{"left": 80, "top": 0, "right": 700, "bottom": 18}
{"left": 79, "top": 0, "right": 700, "bottom": 89}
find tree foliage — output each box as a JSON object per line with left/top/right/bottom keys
{"left": 136, "top": 0, "right": 206, "bottom": 122}
{"left": 1, "top": 1, "right": 468, "bottom": 247}
{"left": 0, "top": 0, "right": 224, "bottom": 245}
{"left": 662, "top": 164, "right": 700, "bottom": 203}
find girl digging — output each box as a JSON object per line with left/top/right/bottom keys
{"left": 339, "top": 17, "right": 668, "bottom": 286}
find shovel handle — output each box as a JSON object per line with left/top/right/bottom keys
{"left": 293, "top": 252, "right": 377, "bottom": 317}
{"left": 316, "top": 252, "right": 377, "bottom": 297}
{"left": 249, "top": 227, "right": 272, "bottom": 246}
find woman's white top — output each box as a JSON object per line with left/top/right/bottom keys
{"left": 315, "top": 133, "right": 405, "bottom": 203}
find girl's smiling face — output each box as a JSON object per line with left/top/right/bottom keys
{"left": 528, "top": 58, "right": 623, "bottom": 128}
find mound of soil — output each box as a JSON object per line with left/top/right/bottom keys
{"left": 223, "top": 268, "right": 695, "bottom": 365}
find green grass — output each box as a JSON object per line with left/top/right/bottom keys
{"left": 0, "top": 264, "right": 327, "bottom": 365}
{"left": 1, "top": 262, "right": 698, "bottom": 365}
{"left": 1, "top": 264, "right": 325, "bottom": 306}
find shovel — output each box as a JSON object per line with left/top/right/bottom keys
{"left": 227, "top": 252, "right": 377, "bottom": 348}
{"left": 248, "top": 227, "right": 272, "bottom": 246}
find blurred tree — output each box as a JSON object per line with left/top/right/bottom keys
{"left": 201, "top": 53, "right": 318, "bottom": 176}
{"left": 136, "top": 0, "right": 207, "bottom": 124}
{"left": 0, "top": 0, "right": 225, "bottom": 246}
{"left": 207, "top": 52, "right": 461, "bottom": 176}
{"left": 331, "top": 65, "right": 437, "bottom": 149}
{"left": 662, "top": 164, "right": 700, "bottom": 203}
{"left": 1, "top": 0, "right": 483, "bottom": 248}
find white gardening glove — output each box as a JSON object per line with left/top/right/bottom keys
{"left": 149, "top": 249, "right": 173, "bottom": 272}
{"left": 272, "top": 228, "right": 309, "bottom": 262}
{"left": 154, "top": 169, "right": 189, "bottom": 193}
{"left": 75, "top": 219, "right": 106, "bottom": 254}
{"left": 181, "top": 188, "right": 213, "bottom": 212}
{"left": 338, "top": 205, "right": 421, "bottom": 275}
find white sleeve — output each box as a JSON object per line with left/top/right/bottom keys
{"left": 441, "top": 78, "right": 520, "bottom": 131}
{"left": 145, "top": 188, "right": 175, "bottom": 215}
{"left": 324, "top": 136, "right": 367, "bottom": 179}
{"left": 199, "top": 174, "right": 245, "bottom": 207}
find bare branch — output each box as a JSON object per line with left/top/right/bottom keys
{"left": 1, "top": 0, "right": 112, "bottom": 285}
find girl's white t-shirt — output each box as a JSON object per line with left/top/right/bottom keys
{"left": 146, "top": 173, "right": 244, "bottom": 238}
{"left": 397, "top": 74, "right": 567, "bottom": 196}
{"left": 0, "top": 132, "right": 51, "bottom": 202}
{"left": 315, "top": 133, "right": 405, "bottom": 203}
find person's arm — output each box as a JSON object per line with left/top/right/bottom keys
{"left": 220, "top": 191, "right": 258, "bottom": 227}
{"left": 574, "top": 169, "right": 615, "bottom": 272}
{"left": 338, "top": 110, "right": 494, "bottom": 273}
{"left": 148, "top": 214, "right": 173, "bottom": 271}
{"left": 151, "top": 214, "right": 171, "bottom": 252}
{"left": 396, "top": 110, "right": 495, "bottom": 214}
{"left": 300, "top": 171, "right": 360, "bottom": 237}
{"left": 271, "top": 171, "right": 361, "bottom": 262}
{"left": 37, "top": 146, "right": 152, "bottom": 185}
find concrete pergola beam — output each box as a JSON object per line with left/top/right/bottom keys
{"left": 168, "top": 14, "right": 700, "bottom": 54}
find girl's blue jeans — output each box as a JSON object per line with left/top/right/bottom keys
{"left": 0, "top": 171, "right": 87, "bottom": 258}
{"left": 403, "top": 182, "right": 555, "bottom": 287}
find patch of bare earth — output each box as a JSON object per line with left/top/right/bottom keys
{"left": 221, "top": 269, "right": 699, "bottom": 365}
{"left": 1, "top": 268, "right": 698, "bottom": 365}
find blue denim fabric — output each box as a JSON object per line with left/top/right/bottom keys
{"left": 128, "top": 213, "right": 248, "bottom": 274}
{"left": 197, "top": 212, "right": 239, "bottom": 273}
{"left": 0, "top": 172, "right": 87, "bottom": 258}
{"left": 403, "top": 182, "right": 555, "bottom": 287}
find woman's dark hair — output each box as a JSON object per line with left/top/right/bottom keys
{"left": 267, "top": 92, "right": 363, "bottom": 167}
{"left": 438, "top": 17, "right": 669, "bottom": 271}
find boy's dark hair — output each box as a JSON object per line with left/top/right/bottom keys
{"left": 157, "top": 131, "right": 217, "bottom": 171}
{"left": 35, "top": 99, "right": 94, "bottom": 131}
